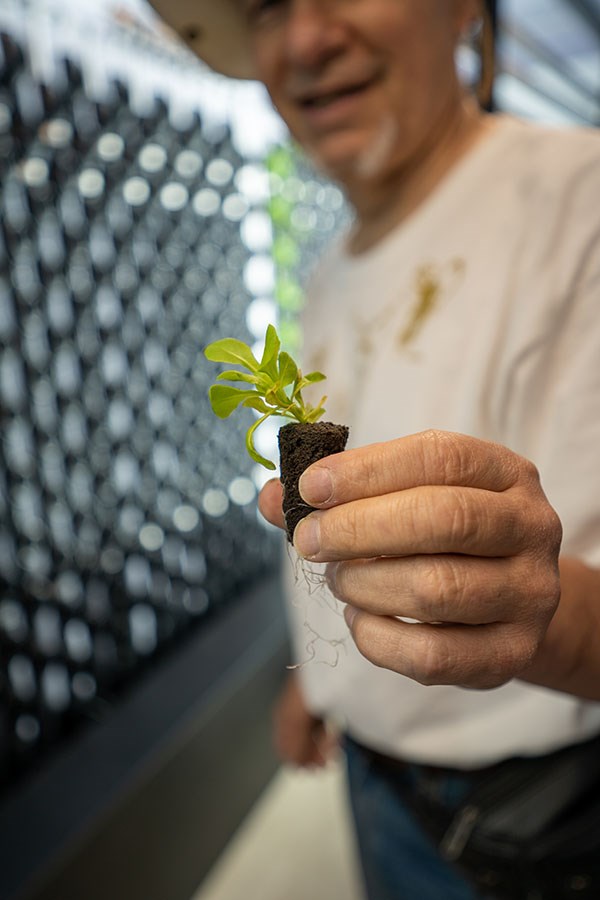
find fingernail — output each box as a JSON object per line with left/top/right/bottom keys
{"left": 326, "top": 562, "right": 339, "bottom": 596}
{"left": 293, "top": 514, "right": 321, "bottom": 559}
{"left": 344, "top": 605, "right": 357, "bottom": 629}
{"left": 299, "top": 466, "right": 333, "bottom": 505}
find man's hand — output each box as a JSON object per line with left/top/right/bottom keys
{"left": 260, "top": 430, "right": 563, "bottom": 690}
{"left": 273, "top": 672, "right": 337, "bottom": 767}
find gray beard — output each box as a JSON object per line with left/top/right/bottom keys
{"left": 352, "top": 114, "right": 399, "bottom": 180}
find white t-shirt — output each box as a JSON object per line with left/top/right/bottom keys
{"left": 286, "top": 115, "right": 600, "bottom": 768}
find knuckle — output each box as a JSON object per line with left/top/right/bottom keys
{"left": 416, "top": 626, "right": 534, "bottom": 689}
{"left": 515, "top": 463, "right": 562, "bottom": 546}
{"left": 503, "top": 628, "right": 539, "bottom": 675}
{"left": 414, "top": 630, "right": 453, "bottom": 685}
{"left": 341, "top": 503, "right": 364, "bottom": 549}
{"left": 477, "top": 628, "right": 539, "bottom": 687}
{"left": 421, "top": 429, "right": 466, "bottom": 484}
{"left": 498, "top": 499, "right": 528, "bottom": 550}
{"left": 418, "top": 559, "right": 464, "bottom": 621}
{"left": 524, "top": 504, "right": 563, "bottom": 562}
{"left": 322, "top": 504, "right": 361, "bottom": 553}
{"left": 517, "top": 454, "right": 542, "bottom": 486}
{"left": 499, "top": 557, "right": 559, "bottom": 630}
{"left": 540, "top": 504, "right": 563, "bottom": 552}
{"left": 445, "top": 491, "right": 482, "bottom": 549}
{"left": 531, "top": 567, "right": 561, "bottom": 620}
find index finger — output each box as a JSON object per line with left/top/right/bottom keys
{"left": 298, "top": 430, "right": 523, "bottom": 508}
{"left": 258, "top": 478, "right": 284, "bottom": 529}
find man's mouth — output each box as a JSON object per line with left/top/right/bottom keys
{"left": 302, "top": 81, "right": 369, "bottom": 108}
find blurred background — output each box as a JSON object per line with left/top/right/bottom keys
{"left": 0, "top": 1, "right": 598, "bottom": 899}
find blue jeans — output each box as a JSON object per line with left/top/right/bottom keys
{"left": 344, "top": 737, "right": 491, "bottom": 900}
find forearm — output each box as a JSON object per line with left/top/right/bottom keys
{"left": 520, "top": 556, "right": 600, "bottom": 700}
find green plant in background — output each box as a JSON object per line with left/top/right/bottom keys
{"left": 205, "top": 324, "right": 326, "bottom": 470}
{"left": 266, "top": 144, "right": 307, "bottom": 355}
{"left": 265, "top": 142, "right": 348, "bottom": 355}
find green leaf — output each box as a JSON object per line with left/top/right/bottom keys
{"left": 208, "top": 385, "right": 258, "bottom": 418}
{"left": 278, "top": 351, "right": 298, "bottom": 388}
{"left": 245, "top": 413, "right": 276, "bottom": 470}
{"left": 216, "top": 370, "right": 261, "bottom": 386}
{"left": 304, "top": 400, "right": 327, "bottom": 423}
{"left": 291, "top": 371, "right": 326, "bottom": 401}
{"left": 266, "top": 386, "right": 293, "bottom": 410}
{"left": 243, "top": 396, "right": 273, "bottom": 415}
{"left": 204, "top": 338, "right": 259, "bottom": 372}
{"left": 259, "top": 324, "right": 280, "bottom": 378}
{"left": 303, "top": 371, "right": 326, "bottom": 384}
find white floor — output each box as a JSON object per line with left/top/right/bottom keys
{"left": 191, "top": 760, "right": 366, "bottom": 900}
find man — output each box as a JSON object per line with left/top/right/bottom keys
{"left": 150, "top": 2, "right": 600, "bottom": 897}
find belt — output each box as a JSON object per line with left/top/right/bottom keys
{"left": 345, "top": 734, "right": 510, "bottom": 786}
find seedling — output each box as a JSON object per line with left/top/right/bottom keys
{"left": 204, "top": 324, "right": 327, "bottom": 470}
{"left": 205, "top": 324, "right": 349, "bottom": 540}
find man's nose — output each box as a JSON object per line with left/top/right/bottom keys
{"left": 283, "top": 0, "right": 348, "bottom": 70}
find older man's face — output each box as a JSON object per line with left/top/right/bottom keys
{"left": 241, "top": 0, "right": 473, "bottom": 186}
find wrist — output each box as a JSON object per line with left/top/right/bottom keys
{"left": 520, "top": 557, "right": 600, "bottom": 700}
